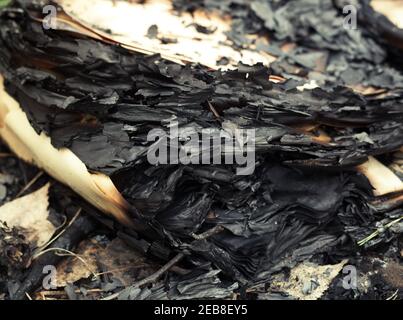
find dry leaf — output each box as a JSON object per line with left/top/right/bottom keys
{"left": 270, "top": 260, "right": 348, "bottom": 300}
{"left": 0, "top": 183, "right": 55, "bottom": 247}
{"left": 56, "top": 238, "right": 157, "bottom": 287}
{"left": 55, "top": 239, "right": 100, "bottom": 287}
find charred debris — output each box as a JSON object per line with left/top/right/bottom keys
{"left": 0, "top": 0, "right": 402, "bottom": 300}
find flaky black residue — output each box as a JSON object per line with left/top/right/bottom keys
{"left": 0, "top": 222, "right": 31, "bottom": 277}
{"left": 0, "top": 0, "right": 401, "bottom": 291}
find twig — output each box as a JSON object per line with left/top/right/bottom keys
{"left": 102, "top": 253, "right": 184, "bottom": 300}
{"left": 386, "top": 289, "right": 398, "bottom": 300}
{"left": 0, "top": 152, "right": 13, "bottom": 158}
{"left": 207, "top": 101, "right": 221, "bottom": 121}
{"left": 191, "top": 225, "right": 224, "bottom": 240}
{"left": 15, "top": 171, "right": 44, "bottom": 198}
{"left": 92, "top": 265, "right": 148, "bottom": 278}
{"left": 33, "top": 208, "right": 82, "bottom": 258}
{"left": 358, "top": 216, "right": 403, "bottom": 246}
{"left": 33, "top": 247, "right": 98, "bottom": 280}
{"left": 104, "top": 225, "right": 225, "bottom": 300}
{"left": 130, "top": 253, "right": 184, "bottom": 288}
